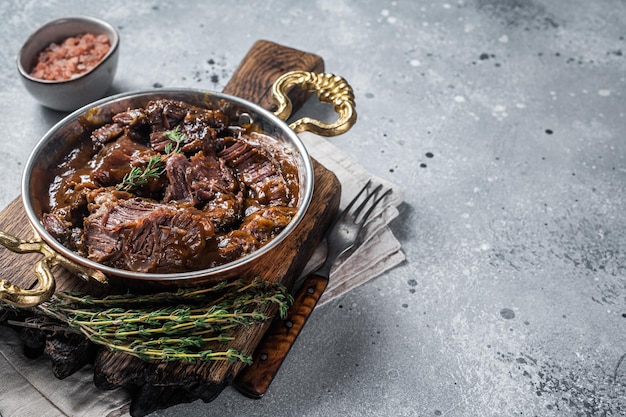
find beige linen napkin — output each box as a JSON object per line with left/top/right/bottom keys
{"left": 298, "top": 132, "right": 405, "bottom": 305}
{"left": 0, "top": 325, "right": 131, "bottom": 417}
{"left": 0, "top": 134, "right": 404, "bottom": 416}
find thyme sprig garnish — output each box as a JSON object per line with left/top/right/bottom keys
{"left": 35, "top": 279, "right": 292, "bottom": 364}
{"left": 163, "top": 126, "right": 187, "bottom": 155}
{"left": 116, "top": 155, "right": 165, "bottom": 192}
{"left": 115, "top": 126, "right": 188, "bottom": 192}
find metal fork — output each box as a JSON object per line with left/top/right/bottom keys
{"left": 233, "top": 180, "right": 392, "bottom": 399}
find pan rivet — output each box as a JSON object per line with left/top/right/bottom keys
{"left": 260, "top": 353, "right": 268, "bottom": 361}
{"left": 285, "top": 320, "right": 293, "bottom": 328}
{"left": 307, "top": 286, "right": 315, "bottom": 294}
{"left": 238, "top": 113, "right": 253, "bottom": 125}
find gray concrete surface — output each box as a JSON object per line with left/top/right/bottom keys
{"left": 1, "top": 1, "right": 625, "bottom": 416}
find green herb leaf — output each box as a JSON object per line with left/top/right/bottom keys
{"left": 116, "top": 155, "right": 165, "bottom": 192}
{"left": 163, "top": 126, "right": 187, "bottom": 154}
{"left": 32, "top": 279, "right": 291, "bottom": 365}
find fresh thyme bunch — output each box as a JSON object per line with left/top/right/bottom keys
{"left": 37, "top": 279, "right": 292, "bottom": 364}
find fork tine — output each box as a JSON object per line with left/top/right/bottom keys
{"left": 343, "top": 180, "right": 372, "bottom": 214}
{"left": 352, "top": 183, "right": 383, "bottom": 220}
{"left": 359, "top": 188, "right": 392, "bottom": 225}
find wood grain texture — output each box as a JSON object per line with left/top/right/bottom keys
{"left": 223, "top": 40, "right": 325, "bottom": 112}
{"left": 0, "top": 40, "right": 340, "bottom": 417}
{"left": 93, "top": 161, "right": 339, "bottom": 416}
{"left": 0, "top": 197, "right": 102, "bottom": 296}
{"left": 234, "top": 273, "right": 329, "bottom": 398}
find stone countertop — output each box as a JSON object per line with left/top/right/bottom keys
{"left": 1, "top": 1, "right": 625, "bottom": 416}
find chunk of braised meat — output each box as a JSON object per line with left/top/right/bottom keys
{"left": 149, "top": 106, "right": 229, "bottom": 154}
{"left": 91, "top": 123, "right": 124, "bottom": 146}
{"left": 188, "top": 152, "right": 244, "bottom": 228}
{"left": 240, "top": 206, "right": 296, "bottom": 243}
{"left": 43, "top": 211, "right": 88, "bottom": 252}
{"left": 83, "top": 194, "right": 215, "bottom": 273}
{"left": 42, "top": 187, "right": 133, "bottom": 252}
{"left": 163, "top": 153, "right": 192, "bottom": 202}
{"left": 91, "top": 108, "right": 149, "bottom": 146}
{"left": 86, "top": 186, "right": 134, "bottom": 209}
{"left": 82, "top": 188, "right": 137, "bottom": 256}
{"left": 42, "top": 212, "right": 71, "bottom": 238}
{"left": 178, "top": 111, "right": 221, "bottom": 154}
{"left": 189, "top": 152, "right": 239, "bottom": 198}
{"left": 196, "top": 107, "right": 229, "bottom": 135}
{"left": 216, "top": 206, "right": 296, "bottom": 263}
{"left": 145, "top": 99, "right": 189, "bottom": 132}
{"left": 203, "top": 193, "right": 245, "bottom": 231}
{"left": 218, "top": 137, "right": 291, "bottom": 206}
{"left": 164, "top": 152, "right": 244, "bottom": 229}
{"left": 90, "top": 135, "right": 164, "bottom": 194}
{"left": 216, "top": 230, "right": 260, "bottom": 264}
{"left": 48, "top": 165, "right": 99, "bottom": 224}
{"left": 121, "top": 207, "right": 212, "bottom": 273}
{"left": 91, "top": 135, "right": 146, "bottom": 185}
{"left": 112, "top": 107, "right": 147, "bottom": 127}
{"left": 42, "top": 213, "right": 74, "bottom": 247}
{"left": 149, "top": 116, "right": 215, "bottom": 155}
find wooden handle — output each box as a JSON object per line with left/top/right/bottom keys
{"left": 227, "top": 40, "right": 332, "bottom": 399}
{"left": 233, "top": 273, "right": 329, "bottom": 399}
{"left": 223, "top": 40, "right": 324, "bottom": 110}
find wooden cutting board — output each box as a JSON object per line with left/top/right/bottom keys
{"left": 0, "top": 40, "right": 341, "bottom": 417}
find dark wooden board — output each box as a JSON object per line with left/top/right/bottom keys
{"left": 0, "top": 40, "right": 341, "bottom": 417}
{"left": 223, "top": 39, "right": 325, "bottom": 111}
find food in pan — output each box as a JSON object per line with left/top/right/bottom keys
{"left": 42, "top": 99, "right": 300, "bottom": 273}
{"left": 29, "top": 32, "right": 111, "bottom": 81}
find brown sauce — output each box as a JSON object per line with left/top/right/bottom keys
{"left": 43, "top": 99, "right": 300, "bottom": 274}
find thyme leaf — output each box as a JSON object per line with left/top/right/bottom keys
{"left": 114, "top": 127, "right": 188, "bottom": 192}
{"left": 33, "top": 279, "right": 291, "bottom": 365}
{"left": 163, "top": 126, "right": 187, "bottom": 154}
{"left": 116, "top": 155, "right": 165, "bottom": 192}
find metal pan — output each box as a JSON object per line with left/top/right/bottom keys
{"left": 0, "top": 71, "right": 356, "bottom": 308}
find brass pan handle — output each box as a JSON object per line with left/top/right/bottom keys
{"left": 272, "top": 71, "right": 357, "bottom": 136}
{"left": 0, "top": 231, "right": 107, "bottom": 308}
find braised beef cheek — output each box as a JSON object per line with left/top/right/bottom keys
{"left": 43, "top": 99, "right": 299, "bottom": 273}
